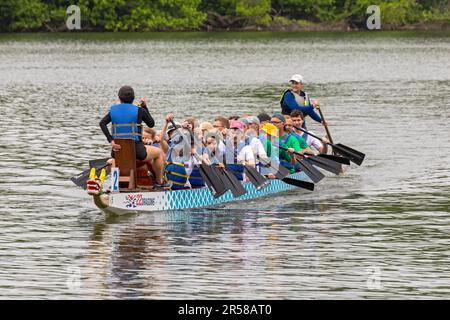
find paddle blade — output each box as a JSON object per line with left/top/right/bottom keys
{"left": 89, "top": 158, "right": 110, "bottom": 168}
{"left": 305, "top": 155, "right": 342, "bottom": 175}
{"left": 273, "top": 164, "right": 290, "bottom": 180}
{"left": 71, "top": 169, "right": 91, "bottom": 189}
{"left": 317, "top": 153, "right": 351, "bottom": 165}
{"left": 282, "top": 177, "right": 315, "bottom": 191}
{"left": 199, "top": 164, "right": 228, "bottom": 198}
{"left": 294, "top": 156, "right": 325, "bottom": 183}
{"left": 220, "top": 169, "right": 247, "bottom": 198}
{"left": 332, "top": 143, "right": 365, "bottom": 166}
{"left": 70, "top": 163, "right": 108, "bottom": 190}
{"left": 244, "top": 166, "right": 270, "bottom": 190}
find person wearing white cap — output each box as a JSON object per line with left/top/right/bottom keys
{"left": 279, "top": 74, "right": 325, "bottom": 128}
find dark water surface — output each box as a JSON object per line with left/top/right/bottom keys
{"left": 0, "top": 32, "right": 449, "bottom": 299}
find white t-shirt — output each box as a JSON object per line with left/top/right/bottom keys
{"left": 237, "top": 145, "right": 255, "bottom": 164}
{"left": 249, "top": 136, "right": 268, "bottom": 163}
{"left": 301, "top": 131, "right": 323, "bottom": 151}
{"left": 223, "top": 140, "right": 255, "bottom": 165}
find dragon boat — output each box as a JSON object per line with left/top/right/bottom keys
{"left": 88, "top": 170, "right": 310, "bottom": 216}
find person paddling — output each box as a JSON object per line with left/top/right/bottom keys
{"left": 280, "top": 74, "right": 326, "bottom": 128}
{"left": 290, "top": 110, "right": 329, "bottom": 153}
{"left": 284, "top": 116, "right": 314, "bottom": 155}
{"left": 99, "top": 85, "right": 170, "bottom": 189}
{"left": 224, "top": 120, "right": 256, "bottom": 181}
{"left": 270, "top": 113, "right": 300, "bottom": 173}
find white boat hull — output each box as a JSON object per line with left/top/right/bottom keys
{"left": 95, "top": 172, "right": 310, "bottom": 215}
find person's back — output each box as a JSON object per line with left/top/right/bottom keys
{"left": 110, "top": 103, "right": 140, "bottom": 141}
{"left": 99, "top": 85, "right": 170, "bottom": 189}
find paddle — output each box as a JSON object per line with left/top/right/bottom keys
{"left": 201, "top": 150, "right": 247, "bottom": 198}
{"left": 301, "top": 153, "right": 342, "bottom": 175}
{"left": 293, "top": 125, "right": 365, "bottom": 166}
{"left": 274, "top": 145, "right": 325, "bottom": 183}
{"left": 220, "top": 137, "right": 270, "bottom": 190}
{"left": 258, "top": 157, "right": 290, "bottom": 180}
{"left": 71, "top": 160, "right": 109, "bottom": 190}
{"left": 197, "top": 162, "right": 229, "bottom": 198}
{"left": 244, "top": 165, "right": 271, "bottom": 190}
{"left": 219, "top": 167, "right": 247, "bottom": 197}
{"left": 258, "top": 157, "right": 314, "bottom": 191}
{"left": 168, "top": 119, "right": 230, "bottom": 198}
{"left": 175, "top": 119, "right": 248, "bottom": 197}
{"left": 277, "top": 145, "right": 341, "bottom": 175}
{"left": 317, "top": 107, "right": 336, "bottom": 155}
{"left": 317, "top": 153, "right": 350, "bottom": 165}
{"left": 89, "top": 157, "right": 110, "bottom": 168}
{"left": 282, "top": 177, "right": 315, "bottom": 191}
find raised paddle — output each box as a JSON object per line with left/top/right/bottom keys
{"left": 293, "top": 125, "right": 365, "bottom": 166}
{"left": 89, "top": 157, "right": 110, "bottom": 168}
{"left": 71, "top": 160, "right": 109, "bottom": 189}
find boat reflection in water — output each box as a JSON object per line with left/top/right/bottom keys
{"left": 83, "top": 200, "right": 333, "bottom": 299}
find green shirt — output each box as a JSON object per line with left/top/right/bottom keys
{"left": 291, "top": 131, "right": 309, "bottom": 150}
{"left": 278, "top": 133, "right": 300, "bottom": 173}
{"left": 280, "top": 133, "right": 300, "bottom": 152}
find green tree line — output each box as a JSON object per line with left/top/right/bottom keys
{"left": 0, "top": 0, "right": 449, "bottom": 32}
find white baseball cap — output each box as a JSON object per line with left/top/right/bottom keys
{"left": 290, "top": 74, "right": 305, "bottom": 83}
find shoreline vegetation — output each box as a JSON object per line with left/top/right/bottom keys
{"left": 0, "top": 1, "right": 449, "bottom": 33}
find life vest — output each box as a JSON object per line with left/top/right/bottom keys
{"left": 280, "top": 90, "right": 309, "bottom": 115}
{"left": 164, "top": 161, "right": 187, "bottom": 190}
{"left": 110, "top": 103, "right": 140, "bottom": 141}
{"left": 279, "top": 133, "right": 295, "bottom": 171}
{"left": 164, "top": 145, "right": 187, "bottom": 189}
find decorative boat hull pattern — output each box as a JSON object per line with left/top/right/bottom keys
{"left": 97, "top": 171, "right": 309, "bottom": 215}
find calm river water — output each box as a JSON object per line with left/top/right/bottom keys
{"left": 0, "top": 31, "right": 449, "bottom": 299}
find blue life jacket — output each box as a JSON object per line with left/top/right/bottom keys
{"left": 279, "top": 133, "right": 295, "bottom": 171}
{"left": 280, "top": 90, "right": 309, "bottom": 115}
{"left": 110, "top": 103, "right": 140, "bottom": 141}
{"left": 165, "top": 151, "right": 187, "bottom": 190}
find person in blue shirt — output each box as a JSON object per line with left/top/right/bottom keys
{"left": 99, "top": 85, "right": 169, "bottom": 188}
{"left": 280, "top": 74, "right": 327, "bottom": 128}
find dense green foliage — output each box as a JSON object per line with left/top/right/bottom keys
{"left": 0, "top": 0, "right": 449, "bottom": 31}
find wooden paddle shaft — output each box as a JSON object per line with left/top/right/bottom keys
{"left": 317, "top": 107, "right": 334, "bottom": 145}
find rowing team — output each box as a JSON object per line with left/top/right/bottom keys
{"left": 99, "top": 75, "right": 330, "bottom": 190}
